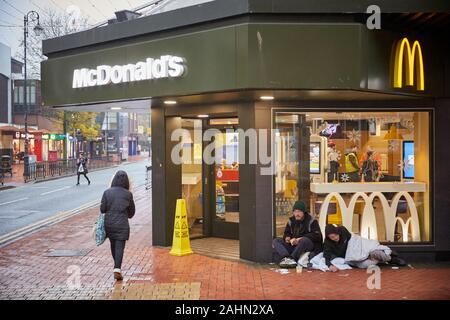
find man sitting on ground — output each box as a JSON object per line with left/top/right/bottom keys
{"left": 323, "top": 224, "right": 406, "bottom": 272}
{"left": 273, "top": 200, "right": 323, "bottom": 268}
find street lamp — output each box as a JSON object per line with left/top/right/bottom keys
{"left": 23, "top": 11, "right": 43, "bottom": 180}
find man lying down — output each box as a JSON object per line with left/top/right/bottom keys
{"left": 308, "top": 224, "right": 407, "bottom": 272}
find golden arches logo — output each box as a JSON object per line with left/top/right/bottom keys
{"left": 393, "top": 38, "right": 425, "bottom": 91}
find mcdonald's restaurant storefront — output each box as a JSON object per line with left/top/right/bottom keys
{"left": 41, "top": 2, "right": 450, "bottom": 263}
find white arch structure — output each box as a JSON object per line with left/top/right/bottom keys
{"left": 318, "top": 191, "right": 421, "bottom": 242}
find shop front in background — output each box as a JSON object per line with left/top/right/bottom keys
{"left": 13, "top": 131, "right": 35, "bottom": 162}
{"left": 36, "top": 133, "right": 65, "bottom": 161}
{"left": 274, "top": 110, "right": 431, "bottom": 244}
{"left": 181, "top": 118, "right": 240, "bottom": 240}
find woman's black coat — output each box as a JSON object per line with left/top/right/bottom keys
{"left": 100, "top": 186, "right": 135, "bottom": 240}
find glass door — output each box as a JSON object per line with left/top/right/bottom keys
{"left": 181, "top": 119, "right": 204, "bottom": 238}
{"left": 208, "top": 118, "right": 239, "bottom": 239}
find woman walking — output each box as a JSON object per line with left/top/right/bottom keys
{"left": 100, "top": 170, "right": 135, "bottom": 280}
{"left": 76, "top": 153, "right": 91, "bottom": 186}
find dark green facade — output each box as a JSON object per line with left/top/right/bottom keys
{"left": 42, "top": 21, "right": 448, "bottom": 107}
{"left": 41, "top": 0, "right": 450, "bottom": 262}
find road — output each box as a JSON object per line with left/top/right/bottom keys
{"left": 0, "top": 160, "right": 150, "bottom": 240}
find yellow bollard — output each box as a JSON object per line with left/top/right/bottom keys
{"left": 169, "top": 199, "right": 194, "bottom": 256}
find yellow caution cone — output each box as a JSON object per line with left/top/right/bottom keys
{"left": 169, "top": 199, "right": 193, "bottom": 256}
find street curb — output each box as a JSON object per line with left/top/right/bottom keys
{"left": 0, "top": 183, "right": 148, "bottom": 248}
{"left": 0, "top": 199, "right": 100, "bottom": 248}
{"left": 0, "top": 186, "right": 16, "bottom": 191}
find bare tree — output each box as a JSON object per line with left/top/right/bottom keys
{"left": 15, "top": 7, "right": 90, "bottom": 79}
{"left": 14, "top": 7, "right": 100, "bottom": 141}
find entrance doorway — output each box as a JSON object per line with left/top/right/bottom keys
{"left": 180, "top": 117, "right": 240, "bottom": 240}
{"left": 207, "top": 118, "right": 239, "bottom": 239}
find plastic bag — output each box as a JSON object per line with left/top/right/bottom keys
{"left": 94, "top": 213, "right": 106, "bottom": 246}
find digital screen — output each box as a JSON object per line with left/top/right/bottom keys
{"left": 403, "top": 141, "right": 414, "bottom": 179}
{"left": 310, "top": 142, "right": 321, "bottom": 174}
{"left": 320, "top": 123, "right": 339, "bottom": 137}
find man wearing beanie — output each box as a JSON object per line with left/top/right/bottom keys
{"left": 272, "top": 200, "right": 323, "bottom": 268}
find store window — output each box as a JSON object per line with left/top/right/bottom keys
{"left": 29, "top": 85, "right": 36, "bottom": 104}
{"left": 14, "top": 86, "right": 23, "bottom": 104}
{"left": 13, "top": 83, "right": 35, "bottom": 104}
{"left": 213, "top": 130, "right": 239, "bottom": 223}
{"left": 274, "top": 111, "right": 431, "bottom": 244}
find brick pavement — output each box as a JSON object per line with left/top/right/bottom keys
{"left": 0, "top": 185, "right": 449, "bottom": 300}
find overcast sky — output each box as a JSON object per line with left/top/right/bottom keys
{"left": 0, "top": 0, "right": 211, "bottom": 57}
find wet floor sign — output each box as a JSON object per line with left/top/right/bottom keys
{"left": 170, "top": 199, "right": 194, "bottom": 256}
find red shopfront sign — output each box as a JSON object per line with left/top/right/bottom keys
{"left": 14, "top": 132, "right": 35, "bottom": 139}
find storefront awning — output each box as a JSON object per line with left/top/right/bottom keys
{"left": 0, "top": 125, "right": 18, "bottom": 132}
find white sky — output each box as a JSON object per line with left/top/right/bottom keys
{"left": 0, "top": 0, "right": 211, "bottom": 57}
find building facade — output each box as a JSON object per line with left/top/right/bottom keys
{"left": 41, "top": 0, "right": 450, "bottom": 262}
{"left": 0, "top": 42, "right": 23, "bottom": 157}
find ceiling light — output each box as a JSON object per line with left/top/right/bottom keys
{"left": 260, "top": 96, "right": 274, "bottom": 100}
{"left": 110, "top": 107, "right": 122, "bottom": 110}
{"left": 164, "top": 100, "right": 177, "bottom": 105}
{"left": 197, "top": 115, "right": 209, "bottom": 118}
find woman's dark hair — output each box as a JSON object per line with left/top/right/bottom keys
{"left": 111, "top": 170, "right": 130, "bottom": 190}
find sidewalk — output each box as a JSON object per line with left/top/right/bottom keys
{"left": 0, "top": 185, "right": 449, "bottom": 300}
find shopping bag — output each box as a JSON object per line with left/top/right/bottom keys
{"left": 94, "top": 213, "right": 106, "bottom": 246}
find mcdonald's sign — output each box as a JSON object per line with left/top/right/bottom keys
{"left": 392, "top": 38, "right": 424, "bottom": 91}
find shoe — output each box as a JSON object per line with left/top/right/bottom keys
{"left": 76, "top": 183, "right": 80, "bottom": 186}
{"left": 88, "top": 181, "right": 91, "bottom": 185}
{"left": 113, "top": 268, "right": 123, "bottom": 280}
{"left": 389, "top": 256, "right": 407, "bottom": 267}
{"left": 298, "top": 252, "right": 310, "bottom": 267}
{"left": 279, "top": 257, "right": 297, "bottom": 269}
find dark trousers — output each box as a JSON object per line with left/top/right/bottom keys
{"left": 328, "top": 161, "right": 340, "bottom": 182}
{"left": 77, "top": 172, "right": 90, "bottom": 184}
{"left": 272, "top": 237, "right": 314, "bottom": 261}
{"left": 110, "top": 239, "right": 126, "bottom": 269}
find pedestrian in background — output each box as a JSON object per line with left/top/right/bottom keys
{"left": 100, "top": 170, "right": 135, "bottom": 280}
{"left": 76, "top": 152, "right": 91, "bottom": 185}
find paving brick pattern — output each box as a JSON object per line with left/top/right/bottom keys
{"left": 0, "top": 185, "right": 449, "bottom": 300}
